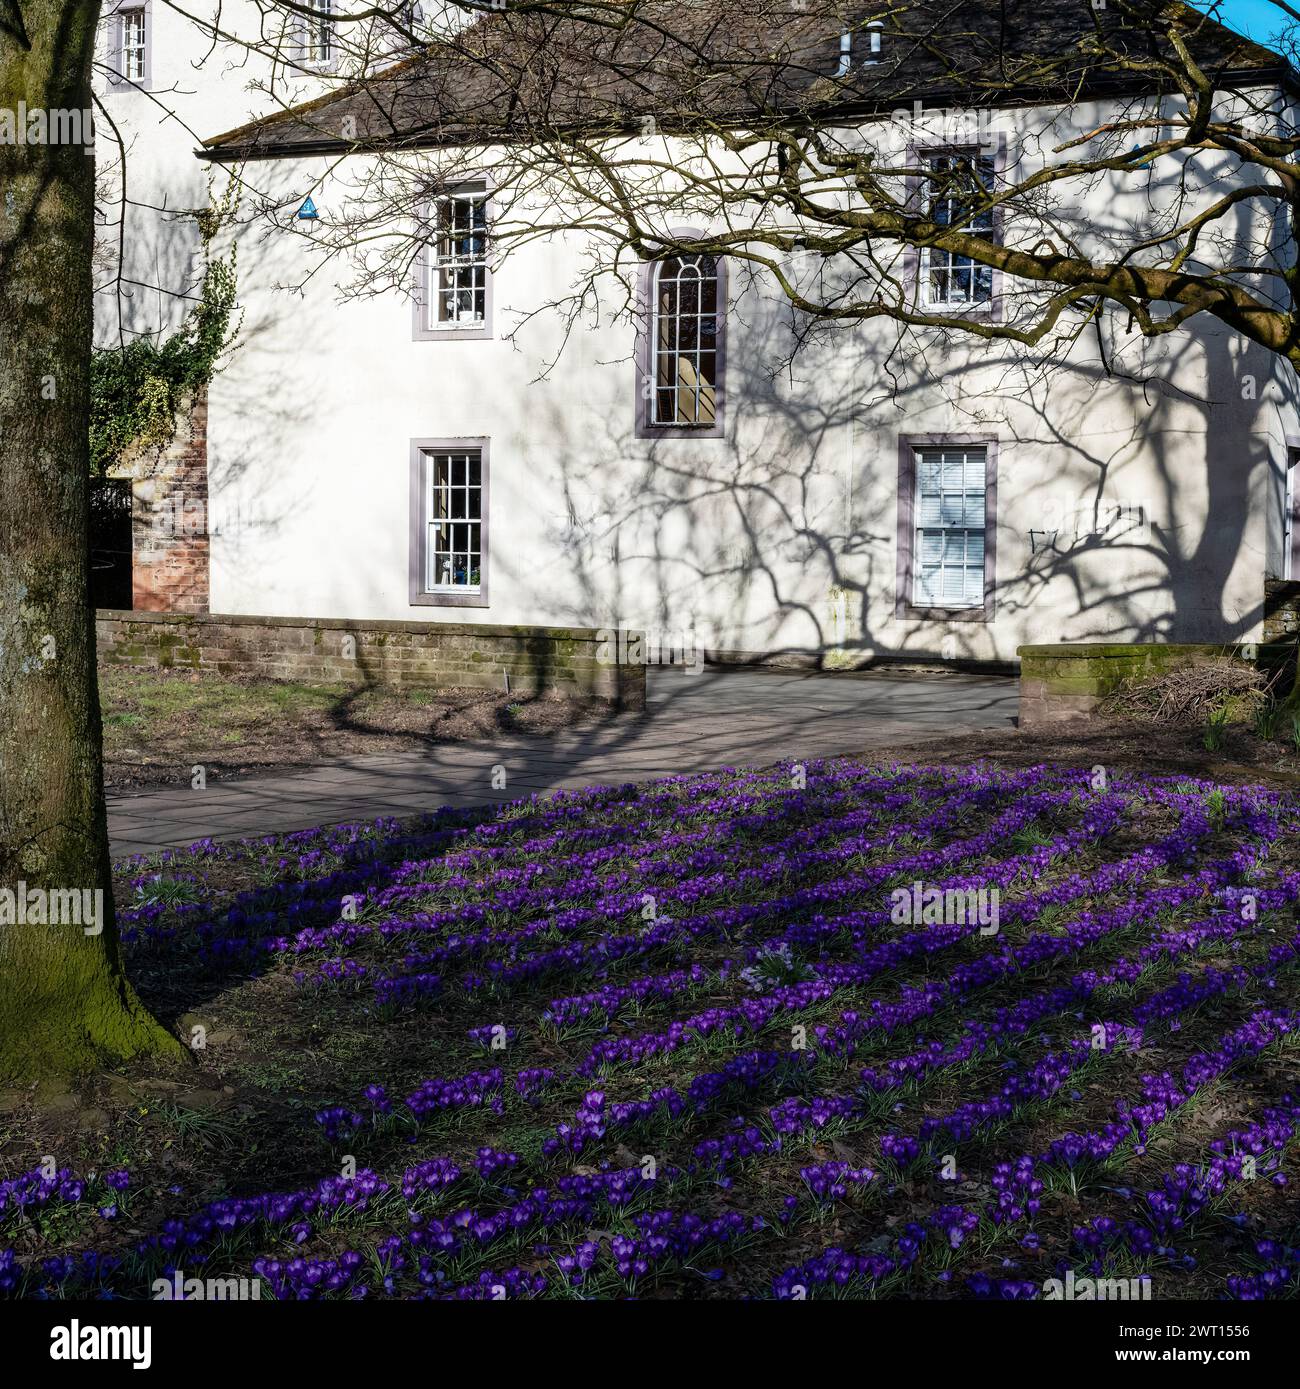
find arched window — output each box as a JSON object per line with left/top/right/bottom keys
{"left": 650, "top": 253, "right": 719, "bottom": 428}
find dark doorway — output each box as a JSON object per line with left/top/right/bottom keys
{"left": 89, "top": 478, "right": 133, "bottom": 611}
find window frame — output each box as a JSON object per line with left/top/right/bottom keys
{"left": 386, "top": 1, "right": 424, "bottom": 55}
{"left": 896, "top": 434, "right": 998, "bottom": 622}
{"left": 1285, "top": 439, "right": 1300, "bottom": 581}
{"left": 634, "top": 227, "right": 727, "bottom": 440}
{"left": 904, "top": 134, "right": 1006, "bottom": 322}
{"left": 412, "top": 178, "right": 494, "bottom": 342}
{"left": 107, "top": 0, "right": 152, "bottom": 91}
{"left": 295, "top": 0, "right": 338, "bottom": 72}
{"left": 409, "top": 437, "right": 491, "bottom": 609}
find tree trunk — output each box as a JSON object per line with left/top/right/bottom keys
{"left": 0, "top": 1, "right": 180, "bottom": 1081}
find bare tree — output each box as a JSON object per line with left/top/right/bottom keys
{"left": 200, "top": 2, "right": 1300, "bottom": 375}
{"left": 0, "top": 0, "right": 522, "bottom": 1082}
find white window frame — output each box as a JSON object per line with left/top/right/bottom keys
{"left": 107, "top": 1, "right": 151, "bottom": 90}
{"left": 413, "top": 181, "right": 492, "bottom": 341}
{"left": 409, "top": 439, "right": 490, "bottom": 608}
{"left": 121, "top": 8, "right": 147, "bottom": 79}
{"left": 649, "top": 253, "right": 720, "bottom": 428}
{"left": 296, "top": 0, "right": 336, "bottom": 69}
{"left": 920, "top": 150, "right": 997, "bottom": 310}
{"left": 913, "top": 447, "right": 988, "bottom": 609}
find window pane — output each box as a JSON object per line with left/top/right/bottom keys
{"left": 428, "top": 187, "right": 488, "bottom": 328}
{"left": 425, "top": 449, "right": 483, "bottom": 591}
{"left": 122, "top": 10, "right": 146, "bottom": 79}
{"left": 924, "top": 151, "right": 995, "bottom": 307}
{"left": 914, "top": 448, "right": 987, "bottom": 608}
{"left": 651, "top": 254, "right": 720, "bottom": 426}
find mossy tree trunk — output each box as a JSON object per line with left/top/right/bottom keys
{"left": 0, "top": 1, "right": 180, "bottom": 1081}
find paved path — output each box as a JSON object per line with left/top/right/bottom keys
{"left": 108, "top": 667, "right": 1017, "bottom": 858}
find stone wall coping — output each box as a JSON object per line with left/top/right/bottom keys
{"left": 1017, "top": 642, "right": 1288, "bottom": 661}
{"left": 95, "top": 609, "right": 631, "bottom": 643}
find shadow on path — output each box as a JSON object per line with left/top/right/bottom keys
{"left": 108, "top": 666, "right": 1018, "bottom": 857}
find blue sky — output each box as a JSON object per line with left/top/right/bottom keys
{"left": 1196, "top": 0, "right": 1293, "bottom": 43}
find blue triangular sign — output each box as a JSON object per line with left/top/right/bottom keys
{"left": 296, "top": 196, "right": 318, "bottom": 221}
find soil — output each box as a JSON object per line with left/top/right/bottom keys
{"left": 888, "top": 717, "right": 1300, "bottom": 789}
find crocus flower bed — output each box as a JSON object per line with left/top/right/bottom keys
{"left": 4, "top": 760, "right": 1300, "bottom": 1300}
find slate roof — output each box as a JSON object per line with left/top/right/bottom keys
{"left": 199, "top": 1, "right": 1289, "bottom": 162}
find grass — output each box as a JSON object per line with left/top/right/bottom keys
{"left": 100, "top": 667, "right": 349, "bottom": 756}
{"left": 129, "top": 874, "right": 208, "bottom": 910}
{"left": 98, "top": 666, "right": 620, "bottom": 790}
{"left": 1203, "top": 705, "right": 1231, "bottom": 752}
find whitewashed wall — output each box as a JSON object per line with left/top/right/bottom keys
{"left": 201, "top": 92, "right": 1300, "bottom": 664}
{"left": 92, "top": 1, "right": 468, "bottom": 340}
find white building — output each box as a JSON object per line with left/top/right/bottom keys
{"left": 93, "top": 0, "right": 446, "bottom": 340}
{"left": 98, "top": 3, "right": 1300, "bottom": 669}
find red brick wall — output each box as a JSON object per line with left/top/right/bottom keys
{"left": 131, "top": 390, "right": 210, "bottom": 613}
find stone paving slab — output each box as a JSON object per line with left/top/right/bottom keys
{"left": 108, "top": 668, "right": 1017, "bottom": 858}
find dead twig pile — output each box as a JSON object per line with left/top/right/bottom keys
{"left": 1101, "top": 658, "right": 1272, "bottom": 726}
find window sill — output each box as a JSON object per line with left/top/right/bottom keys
{"left": 637, "top": 422, "right": 725, "bottom": 440}
{"left": 412, "top": 323, "right": 493, "bottom": 343}
{"left": 411, "top": 591, "right": 490, "bottom": 609}
{"left": 921, "top": 300, "right": 995, "bottom": 316}
{"left": 901, "top": 603, "right": 991, "bottom": 624}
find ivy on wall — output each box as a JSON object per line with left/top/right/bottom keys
{"left": 90, "top": 212, "right": 239, "bottom": 476}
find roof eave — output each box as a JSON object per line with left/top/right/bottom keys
{"left": 196, "top": 61, "right": 1300, "bottom": 164}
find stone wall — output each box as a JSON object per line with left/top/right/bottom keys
{"left": 1017, "top": 642, "right": 1289, "bottom": 727}
{"left": 96, "top": 611, "right": 646, "bottom": 708}
{"left": 1264, "top": 579, "right": 1300, "bottom": 643}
